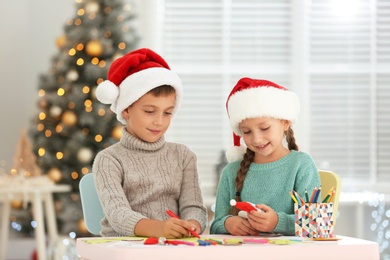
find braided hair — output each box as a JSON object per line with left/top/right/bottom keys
{"left": 231, "top": 148, "right": 255, "bottom": 215}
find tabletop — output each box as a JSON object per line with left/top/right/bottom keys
{"left": 76, "top": 234, "right": 380, "bottom": 260}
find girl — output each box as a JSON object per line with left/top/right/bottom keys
{"left": 210, "top": 77, "right": 320, "bottom": 236}
{"left": 92, "top": 48, "right": 207, "bottom": 238}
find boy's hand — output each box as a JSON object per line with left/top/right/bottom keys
{"left": 135, "top": 218, "right": 197, "bottom": 238}
{"left": 187, "top": 219, "right": 201, "bottom": 235}
{"left": 224, "top": 216, "right": 258, "bottom": 236}
{"left": 159, "top": 218, "right": 198, "bottom": 238}
{"left": 247, "top": 204, "right": 278, "bottom": 233}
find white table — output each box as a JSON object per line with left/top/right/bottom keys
{"left": 0, "top": 184, "right": 71, "bottom": 260}
{"left": 76, "top": 234, "right": 380, "bottom": 260}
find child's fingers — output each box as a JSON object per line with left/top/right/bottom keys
{"left": 256, "top": 203, "right": 271, "bottom": 212}
{"left": 162, "top": 219, "right": 187, "bottom": 238}
{"left": 169, "top": 219, "right": 196, "bottom": 237}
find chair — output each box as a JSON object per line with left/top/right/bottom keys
{"left": 318, "top": 170, "right": 342, "bottom": 227}
{"left": 79, "top": 173, "right": 104, "bottom": 235}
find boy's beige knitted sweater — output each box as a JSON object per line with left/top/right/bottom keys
{"left": 92, "top": 128, "right": 207, "bottom": 236}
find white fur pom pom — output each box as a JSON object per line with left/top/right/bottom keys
{"left": 96, "top": 80, "right": 119, "bottom": 104}
{"left": 225, "top": 145, "right": 247, "bottom": 163}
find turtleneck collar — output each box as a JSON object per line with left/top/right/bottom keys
{"left": 119, "top": 127, "right": 166, "bottom": 153}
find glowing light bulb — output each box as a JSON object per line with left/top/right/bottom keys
{"left": 38, "top": 148, "right": 45, "bottom": 156}
{"left": 56, "top": 152, "right": 64, "bottom": 160}
{"left": 69, "top": 48, "right": 76, "bottom": 56}
{"left": 57, "top": 88, "right": 65, "bottom": 96}
{"left": 39, "top": 112, "right": 46, "bottom": 120}
{"left": 95, "top": 134, "right": 103, "bottom": 142}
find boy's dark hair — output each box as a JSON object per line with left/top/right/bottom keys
{"left": 231, "top": 126, "right": 299, "bottom": 215}
{"left": 148, "top": 85, "right": 176, "bottom": 96}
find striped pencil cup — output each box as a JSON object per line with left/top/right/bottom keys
{"left": 294, "top": 203, "right": 334, "bottom": 238}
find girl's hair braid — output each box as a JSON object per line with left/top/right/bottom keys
{"left": 286, "top": 127, "right": 299, "bottom": 151}
{"left": 231, "top": 148, "right": 255, "bottom": 215}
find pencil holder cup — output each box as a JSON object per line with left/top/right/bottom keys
{"left": 294, "top": 203, "right": 334, "bottom": 238}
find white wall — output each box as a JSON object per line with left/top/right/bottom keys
{"left": 0, "top": 0, "right": 74, "bottom": 172}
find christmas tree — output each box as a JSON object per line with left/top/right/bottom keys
{"left": 28, "top": 0, "right": 139, "bottom": 236}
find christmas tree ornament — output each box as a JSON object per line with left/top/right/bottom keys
{"left": 66, "top": 69, "right": 79, "bottom": 81}
{"left": 112, "top": 125, "right": 122, "bottom": 140}
{"left": 50, "top": 106, "right": 62, "bottom": 117}
{"left": 86, "top": 39, "right": 103, "bottom": 56}
{"left": 77, "top": 147, "right": 94, "bottom": 163}
{"left": 62, "top": 110, "right": 78, "bottom": 126}
{"left": 56, "top": 35, "right": 67, "bottom": 49}
{"left": 85, "top": 2, "right": 100, "bottom": 14}
{"left": 11, "top": 199, "right": 23, "bottom": 209}
{"left": 77, "top": 218, "right": 88, "bottom": 234}
{"left": 48, "top": 167, "right": 62, "bottom": 183}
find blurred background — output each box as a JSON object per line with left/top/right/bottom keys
{"left": 0, "top": 0, "right": 389, "bottom": 259}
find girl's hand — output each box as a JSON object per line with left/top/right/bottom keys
{"left": 247, "top": 204, "right": 278, "bottom": 233}
{"left": 224, "top": 216, "right": 258, "bottom": 236}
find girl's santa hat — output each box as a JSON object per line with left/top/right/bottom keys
{"left": 225, "top": 77, "right": 300, "bottom": 162}
{"left": 96, "top": 48, "right": 182, "bottom": 124}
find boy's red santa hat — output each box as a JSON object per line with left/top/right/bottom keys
{"left": 225, "top": 77, "right": 300, "bottom": 162}
{"left": 96, "top": 48, "right": 182, "bottom": 124}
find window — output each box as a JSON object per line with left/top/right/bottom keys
{"left": 308, "top": 0, "right": 390, "bottom": 188}
{"left": 142, "top": 0, "right": 390, "bottom": 201}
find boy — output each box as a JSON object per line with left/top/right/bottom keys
{"left": 92, "top": 48, "right": 207, "bottom": 238}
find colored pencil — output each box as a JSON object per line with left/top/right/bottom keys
{"left": 310, "top": 187, "right": 317, "bottom": 203}
{"left": 305, "top": 189, "right": 309, "bottom": 203}
{"left": 290, "top": 191, "right": 298, "bottom": 204}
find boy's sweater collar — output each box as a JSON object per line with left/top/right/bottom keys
{"left": 120, "top": 127, "right": 165, "bottom": 152}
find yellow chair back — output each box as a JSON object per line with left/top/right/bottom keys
{"left": 318, "top": 170, "right": 342, "bottom": 227}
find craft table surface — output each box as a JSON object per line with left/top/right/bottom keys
{"left": 76, "top": 234, "right": 380, "bottom": 260}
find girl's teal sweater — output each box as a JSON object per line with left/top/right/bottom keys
{"left": 210, "top": 150, "right": 320, "bottom": 235}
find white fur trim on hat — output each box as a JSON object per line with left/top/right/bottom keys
{"left": 106, "top": 67, "right": 182, "bottom": 124}
{"left": 226, "top": 144, "right": 247, "bottom": 163}
{"left": 96, "top": 80, "right": 119, "bottom": 104}
{"left": 227, "top": 86, "right": 300, "bottom": 135}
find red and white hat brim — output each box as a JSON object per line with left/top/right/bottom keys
{"left": 227, "top": 86, "right": 300, "bottom": 135}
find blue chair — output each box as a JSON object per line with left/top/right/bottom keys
{"left": 79, "top": 173, "right": 104, "bottom": 235}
